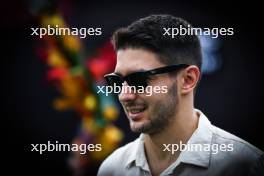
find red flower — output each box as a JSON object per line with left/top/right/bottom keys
{"left": 86, "top": 42, "right": 116, "bottom": 81}
{"left": 47, "top": 67, "right": 68, "bottom": 82}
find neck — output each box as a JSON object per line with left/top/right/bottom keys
{"left": 144, "top": 96, "right": 199, "bottom": 162}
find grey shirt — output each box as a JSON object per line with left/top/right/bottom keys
{"left": 98, "top": 109, "right": 263, "bottom": 176}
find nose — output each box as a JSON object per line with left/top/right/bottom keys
{"left": 118, "top": 81, "right": 137, "bottom": 102}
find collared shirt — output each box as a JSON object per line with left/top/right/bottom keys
{"left": 97, "top": 109, "right": 263, "bottom": 176}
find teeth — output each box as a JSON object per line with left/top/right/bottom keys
{"left": 126, "top": 105, "right": 146, "bottom": 114}
{"left": 131, "top": 109, "right": 143, "bottom": 114}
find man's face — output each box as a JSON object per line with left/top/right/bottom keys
{"left": 115, "top": 48, "right": 179, "bottom": 134}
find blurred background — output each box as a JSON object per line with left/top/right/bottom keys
{"left": 1, "top": 0, "right": 263, "bottom": 175}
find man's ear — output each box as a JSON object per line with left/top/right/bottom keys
{"left": 180, "top": 65, "right": 200, "bottom": 95}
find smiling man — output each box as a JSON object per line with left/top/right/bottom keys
{"left": 97, "top": 15, "right": 263, "bottom": 176}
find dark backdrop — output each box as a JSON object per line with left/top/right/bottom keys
{"left": 1, "top": 0, "right": 263, "bottom": 175}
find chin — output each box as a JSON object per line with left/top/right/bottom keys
{"left": 129, "top": 120, "right": 150, "bottom": 133}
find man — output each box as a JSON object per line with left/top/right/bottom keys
{"left": 98, "top": 14, "right": 263, "bottom": 176}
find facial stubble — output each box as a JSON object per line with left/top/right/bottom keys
{"left": 131, "top": 83, "right": 178, "bottom": 134}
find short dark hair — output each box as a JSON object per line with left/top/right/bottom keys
{"left": 111, "top": 14, "right": 202, "bottom": 70}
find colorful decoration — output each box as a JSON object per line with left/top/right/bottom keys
{"left": 34, "top": 9, "right": 123, "bottom": 167}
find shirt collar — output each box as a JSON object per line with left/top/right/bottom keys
{"left": 125, "top": 134, "right": 150, "bottom": 171}
{"left": 125, "top": 109, "right": 213, "bottom": 171}
{"left": 179, "top": 109, "right": 213, "bottom": 168}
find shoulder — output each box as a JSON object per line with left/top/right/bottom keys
{"left": 97, "top": 137, "right": 140, "bottom": 176}
{"left": 211, "top": 125, "right": 262, "bottom": 156}
{"left": 210, "top": 125, "right": 263, "bottom": 171}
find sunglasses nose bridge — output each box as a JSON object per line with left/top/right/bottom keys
{"left": 122, "top": 81, "right": 129, "bottom": 86}
{"left": 120, "top": 81, "right": 133, "bottom": 92}
{"left": 118, "top": 81, "right": 137, "bottom": 102}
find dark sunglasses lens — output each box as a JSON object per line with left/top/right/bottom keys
{"left": 105, "top": 75, "right": 123, "bottom": 87}
{"left": 126, "top": 72, "right": 148, "bottom": 89}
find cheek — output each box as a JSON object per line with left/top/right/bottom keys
{"left": 149, "top": 77, "right": 174, "bottom": 95}
{"left": 145, "top": 84, "right": 177, "bottom": 108}
{"left": 140, "top": 94, "right": 165, "bottom": 113}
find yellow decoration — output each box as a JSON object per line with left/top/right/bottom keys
{"left": 83, "top": 95, "right": 97, "bottom": 111}
{"left": 103, "top": 106, "right": 118, "bottom": 121}
{"left": 104, "top": 125, "right": 123, "bottom": 143}
{"left": 91, "top": 125, "right": 123, "bottom": 161}
{"left": 48, "top": 48, "right": 68, "bottom": 67}
{"left": 82, "top": 117, "right": 99, "bottom": 134}
{"left": 42, "top": 14, "right": 65, "bottom": 28}
{"left": 63, "top": 35, "right": 80, "bottom": 52}
{"left": 61, "top": 76, "right": 81, "bottom": 98}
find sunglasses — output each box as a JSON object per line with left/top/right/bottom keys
{"left": 104, "top": 64, "right": 189, "bottom": 91}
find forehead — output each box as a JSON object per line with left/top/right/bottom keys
{"left": 115, "top": 48, "right": 165, "bottom": 75}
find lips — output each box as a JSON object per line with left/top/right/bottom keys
{"left": 126, "top": 105, "right": 147, "bottom": 121}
